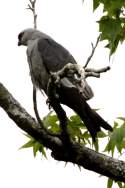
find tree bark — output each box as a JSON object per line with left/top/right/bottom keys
{"left": 0, "top": 83, "right": 125, "bottom": 182}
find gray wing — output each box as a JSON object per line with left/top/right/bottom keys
{"left": 27, "top": 39, "right": 50, "bottom": 92}
{"left": 37, "top": 37, "right": 93, "bottom": 100}
{"left": 37, "top": 37, "right": 77, "bottom": 72}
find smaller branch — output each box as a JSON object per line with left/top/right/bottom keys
{"left": 84, "top": 35, "right": 101, "bottom": 68}
{"left": 27, "top": 0, "right": 37, "bottom": 29}
{"left": 27, "top": 4, "right": 33, "bottom": 11}
{"left": 85, "top": 66, "right": 110, "bottom": 78}
{"left": 85, "top": 66, "right": 110, "bottom": 73}
{"left": 48, "top": 63, "right": 110, "bottom": 100}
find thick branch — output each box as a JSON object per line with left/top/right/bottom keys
{"left": 0, "top": 83, "right": 62, "bottom": 151}
{"left": 0, "top": 83, "right": 125, "bottom": 182}
{"left": 53, "top": 143, "right": 125, "bottom": 183}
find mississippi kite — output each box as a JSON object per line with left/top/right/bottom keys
{"left": 18, "top": 28, "right": 112, "bottom": 140}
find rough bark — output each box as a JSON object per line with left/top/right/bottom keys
{"left": 0, "top": 83, "right": 125, "bottom": 182}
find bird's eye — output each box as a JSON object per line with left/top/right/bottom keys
{"left": 18, "top": 32, "right": 24, "bottom": 40}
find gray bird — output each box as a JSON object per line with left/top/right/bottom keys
{"left": 18, "top": 28, "right": 112, "bottom": 141}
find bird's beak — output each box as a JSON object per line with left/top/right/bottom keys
{"left": 18, "top": 41, "right": 21, "bottom": 46}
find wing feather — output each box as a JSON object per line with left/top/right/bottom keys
{"left": 37, "top": 38, "right": 77, "bottom": 72}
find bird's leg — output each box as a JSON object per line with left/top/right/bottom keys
{"left": 50, "top": 63, "right": 78, "bottom": 86}
{"left": 46, "top": 98, "right": 52, "bottom": 110}
{"left": 50, "top": 99, "right": 71, "bottom": 145}
{"left": 47, "top": 78, "right": 71, "bottom": 144}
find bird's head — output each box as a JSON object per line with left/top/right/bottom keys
{"left": 18, "top": 28, "right": 42, "bottom": 46}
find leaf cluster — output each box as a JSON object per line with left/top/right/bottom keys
{"left": 20, "top": 134, "right": 47, "bottom": 158}
{"left": 105, "top": 118, "right": 125, "bottom": 188}
{"left": 92, "top": 0, "right": 125, "bottom": 55}
{"left": 107, "top": 178, "right": 125, "bottom": 188}
{"left": 21, "top": 112, "right": 125, "bottom": 187}
{"left": 43, "top": 111, "right": 107, "bottom": 151}
{"left": 20, "top": 111, "right": 108, "bottom": 156}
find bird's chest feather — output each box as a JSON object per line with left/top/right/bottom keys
{"left": 27, "top": 41, "right": 49, "bottom": 91}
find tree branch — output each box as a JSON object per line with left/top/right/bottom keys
{"left": 0, "top": 83, "right": 62, "bottom": 150}
{"left": 27, "top": 0, "right": 37, "bottom": 29}
{"left": 84, "top": 35, "right": 101, "bottom": 68}
{"left": 85, "top": 66, "right": 110, "bottom": 78}
{"left": 48, "top": 63, "right": 110, "bottom": 100}
{"left": 0, "top": 83, "right": 125, "bottom": 182}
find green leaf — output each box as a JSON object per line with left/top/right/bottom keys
{"left": 33, "top": 142, "right": 41, "bottom": 157}
{"left": 113, "top": 121, "right": 119, "bottom": 129}
{"left": 93, "top": 139, "right": 99, "bottom": 152}
{"left": 97, "top": 131, "right": 107, "bottom": 138}
{"left": 43, "top": 113, "right": 60, "bottom": 133}
{"left": 20, "top": 133, "right": 47, "bottom": 158}
{"left": 23, "top": 133, "right": 33, "bottom": 139}
{"left": 39, "top": 144, "right": 47, "bottom": 158}
{"left": 99, "top": 16, "right": 121, "bottom": 40}
{"left": 70, "top": 115, "right": 80, "bottom": 122}
{"left": 98, "top": 16, "right": 122, "bottom": 55}
{"left": 43, "top": 112, "right": 58, "bottom": 128}
{"left": 107, "top": 178, "right": 113, "bottom": 188}
{"left": 93, "top": 0, "right": 100, "bottom": 11}
{"left": 117, "top": 181, "right": 123, "bottom": 188}
{"left": 103, "top": 1, "right": 123, "bottom": 17}
{"left": 20, "top": 140, "right": 35, "bottom": 149}
{"left": 69, "top": 115, "right": 85, "bottom": 131}
{"left": 117, "top": 117, "right": 125, "bottom": 121}
{"left": 104, "top": 122, "right": 125, "bottom": 156}
{"left": 83, "top": 131, "right": 91, "bottom": 139}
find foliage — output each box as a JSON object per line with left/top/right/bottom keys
{"left": 107, "top": 178, "right": 125, "bottom": 188}
{"left": 86, "top": 0, "right": 125, "bottom": 55}
{"left": 21, "top": 112, "right": 125, "bottom": 187}
{"left": 82, "top": 2, "right": 125, "bottom": 186}
{"left": 20, "top": 134, "right": 47, "bottom": 158}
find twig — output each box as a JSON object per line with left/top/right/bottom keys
{"left": 84, "top": 35, "right": 101, "bottom": 68}
{"left": 27, "top": 0, "right": 37, "bottom": 29}
{"left": 85, "top": 66, "right": 110, "bottom": 78}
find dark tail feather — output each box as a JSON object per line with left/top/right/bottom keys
{"left": 81, "top": 105, "right": 113, "bottom": 141}
{"left": 59, "top": 87, "right": 113, "bottom": 141}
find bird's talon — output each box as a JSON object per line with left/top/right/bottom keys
{"left": 46, "top": 98, "right": 52, "bottom": 109}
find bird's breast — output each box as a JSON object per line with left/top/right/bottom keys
{"left": 27, "top": 42, "right": 49, "bottom": 92}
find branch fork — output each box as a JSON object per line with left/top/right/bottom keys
{"left": 48, "top": 63, "right": 110, "bottom": 99}
{"left": 27, "top": 0, "right": 37, "bottom": 29}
